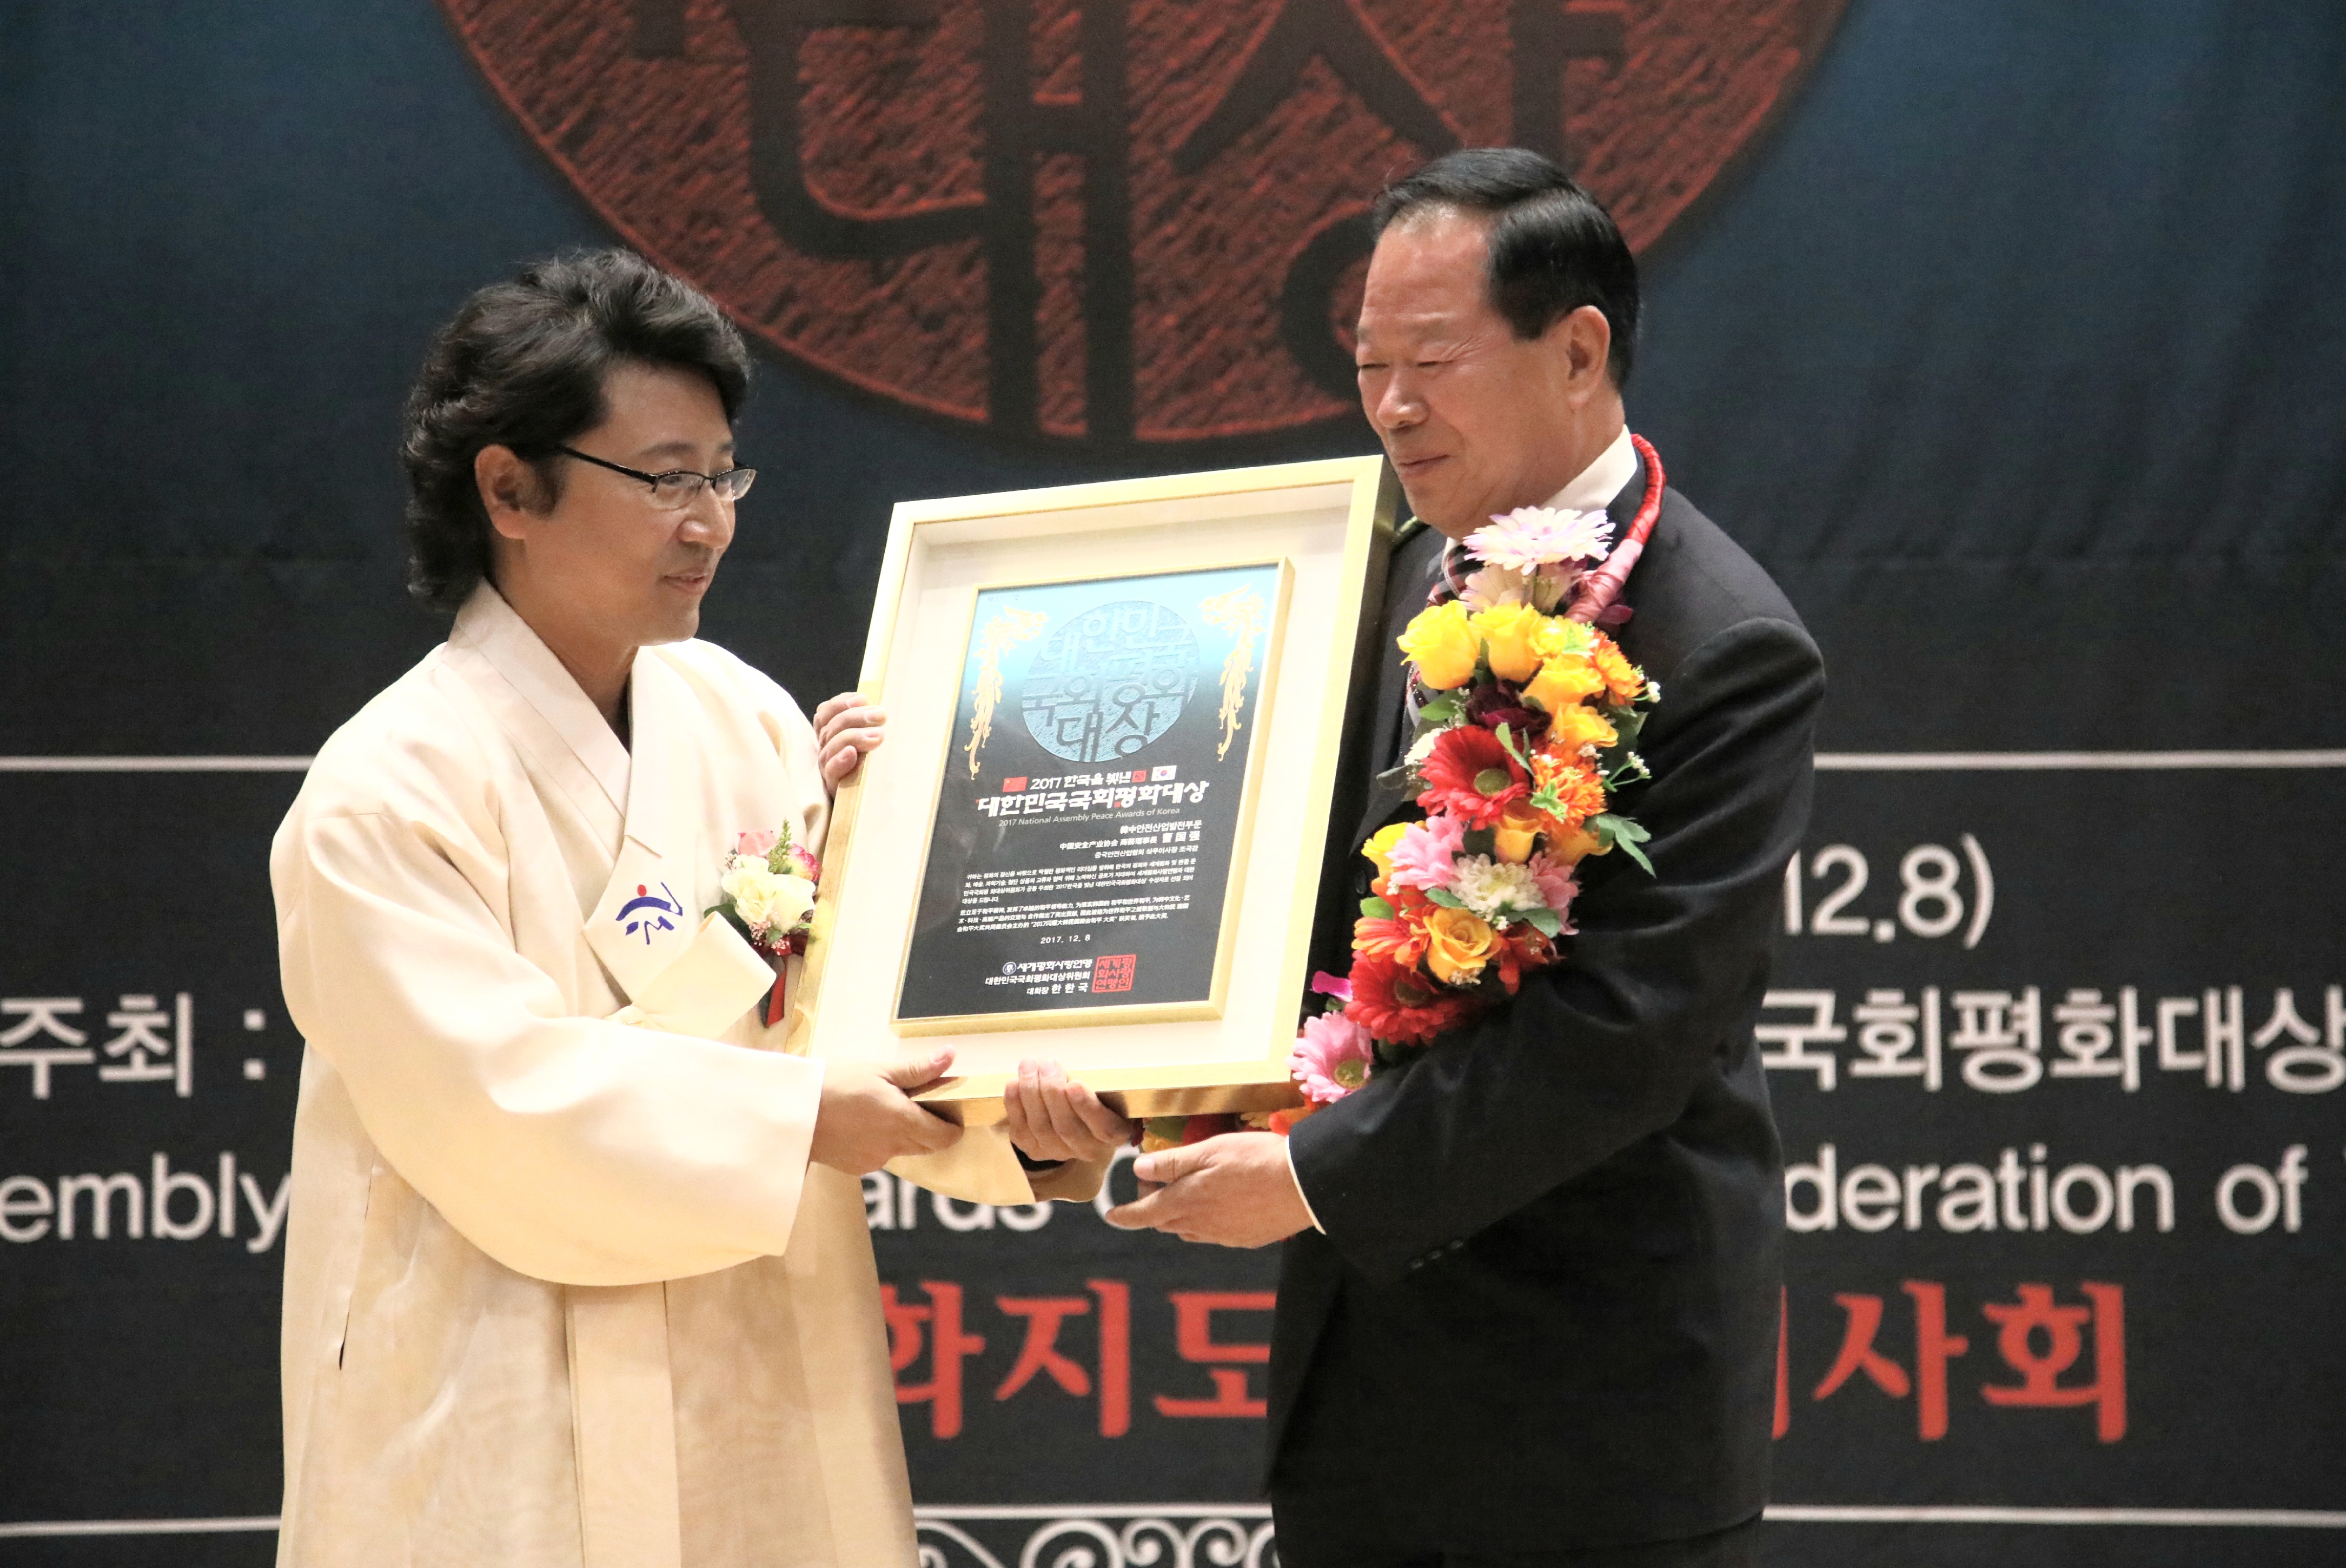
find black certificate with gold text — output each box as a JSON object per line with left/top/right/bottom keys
{"left": 896, "top": 562, "right": 1289, "bottom": 1028}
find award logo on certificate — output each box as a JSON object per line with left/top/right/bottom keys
{"left": 897, "top": 562, "right": 1291, "bottom": 1030}
{"left": 795, "top": 457, "right": 1396, "bottom": 1120}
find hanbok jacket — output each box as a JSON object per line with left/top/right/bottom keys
{"left": 273, "top": 586, "right": 979, "bottom": 1568}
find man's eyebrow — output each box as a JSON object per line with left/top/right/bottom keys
{"left": 1358, "top": 333, "right": 1466, "bottom": 364}
{"left": 629, "top": 437, "right": 736, "bottom": 464}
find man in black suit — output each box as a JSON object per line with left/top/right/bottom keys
{"left": 1056, "top": 149, "right": 1823, "bottom": 1565}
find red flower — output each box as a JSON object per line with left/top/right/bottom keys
{"left": 1386, "top": 881, "right": 1436, "bottom": 918}
{"left": 1346, "top": 952, "right": 1480, "bottom": 1045}
{"left": 1464, "top": 682, "right": 1548, "bottom": 739}
{"left": 1182, "top": 1113, "right": 1235, "bottom": 1145}
{"left": 1492, "top": 925, "right": 1558, "bottom": 995}
{"left": 1417, "top": 726, "right": 1528, "bottom": 827}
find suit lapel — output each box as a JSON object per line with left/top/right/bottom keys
{"left": 1345, "top": 521, "right": 1452, "bottom": 851}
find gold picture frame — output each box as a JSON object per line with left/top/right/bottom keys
{"left": 791, "top": 456, "right": 1399, "bottom": 1124}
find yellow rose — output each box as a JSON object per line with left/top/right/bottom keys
{"left": 1528, "top": 616, "right": 1593, "bottom": 664}
{"left": 1397, "top": 601, "right": 1479, "bottom": 690}
{"left": 1522, "top": 655, "right": 1606, "bottom": 715}
{"left": 1363, "top": 821, "right": 1410, "bottom": 880}
{"left": 1492, "top": 799, "right": 1547, "bottom": 864}
{"left": 1422, "top": 906, "right": 1498, "bottom": 985}
{"left": 1469, "top": 602, "right": 1548, "bottom": 683}
{"left": 1546, "top": 702, "right": 1618, "bottom": 754}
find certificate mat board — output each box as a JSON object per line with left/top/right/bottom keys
{"left": 796, "top": 457, "right": 1396, "bottom": 1121}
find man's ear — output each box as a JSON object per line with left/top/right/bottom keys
{"left": 475, "top": 444, "right": 545, "bottom": 541}
{"left": 1548, "top": 304, "right": 1613, "bottom": 405}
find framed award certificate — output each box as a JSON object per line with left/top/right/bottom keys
{"left": 794, "top": 456, "right": 1398, "bottom": 1121}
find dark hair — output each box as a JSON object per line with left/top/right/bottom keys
{"left": 399, "top": 248, "right": 752, "bottom": 611}
{"left": 1370, "top": 148, "right": 1640, "bottom": 387}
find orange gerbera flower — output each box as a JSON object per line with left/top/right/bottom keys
{"left": 1353, "top": 911, "right": 1430, "bottom": 968}
{"left": 1589, "top": 635, "right": 1646, "bottom": 706}
{"left": 1346, "top": 952, "right": 1478, "bottom": 1045}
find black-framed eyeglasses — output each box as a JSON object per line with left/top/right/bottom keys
{"left": 556, "top": 446, "right": 757, "bottom": 509}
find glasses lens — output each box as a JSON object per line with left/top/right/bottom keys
{"left": 719, "top": 468, "right": 757, "bottom": 501}
{"left": 650, "top": 473, "right": 703, "bottom": 509}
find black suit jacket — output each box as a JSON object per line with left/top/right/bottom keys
{"left": 1272, "top": 456, "right": 1825, "bottom": 1552}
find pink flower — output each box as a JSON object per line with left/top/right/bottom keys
{"left": 1467, "top": 506, "right": 1615, "bottom": 572}
{"left": 1386, "top": 814, "right": 1467, "bottom": 892}
{"left": 1459, "top": 561, "right": 1579, "bottom": 614}
{"left": 1310, "top": 970, "right": 1353, "bottom": 1001}
{"left": 1530, "top": 562, "right": 1579, "bottom": 612}
{"left": 1290, "top": 1009, "right": 1374, "bottom": 1105}
{"left": 1527, "top": 852, "right": 1579, "bottom": 931}
{"left": 791, "top": 845, "right": 821, "bottom": 881}
{"left": 1457, "top": 564, "right": 1530, "bottom": 610}
{"left": 735, "top": 828, "right": 779, "bottom": 858}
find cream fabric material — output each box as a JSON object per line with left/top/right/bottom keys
{"left": 272, "top": 584, "right": 1034, "bottom": 1568}
{"left": 621, "top": 915, "right": 783, "bottom": 1040}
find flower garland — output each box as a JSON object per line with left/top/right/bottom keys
{"left": 710, "top": 827, "right": 821, "bottom": 1026}
{"left": 1135, "top": 443, "right": 1667, "bottom": 1152}
{"left": 1284, "top": 449, "right": 1665, "bottom": 1126}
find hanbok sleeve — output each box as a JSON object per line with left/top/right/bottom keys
{"left": 887, "top": 1132, "right": 1115, "bottom": 1207}
{"left": 274, "top": 796, "right": 825, "bottom": 1288}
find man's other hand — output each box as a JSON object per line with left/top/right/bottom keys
{"left": 813, "top": 692, "right": 885, "bottom": 790}
{"left": 1105, "top": 1132, "right": 1312, "bottom": 1247}
{"left": 1002, "top": 1059, "right": 1132, "bottom": 1164}
{"left": 811, "top": 1050, "right": 960, "bottom": 1175}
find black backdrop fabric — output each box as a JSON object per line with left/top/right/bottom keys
{"left": 3, "top": 2, "right": 2343, "bottom": 1565}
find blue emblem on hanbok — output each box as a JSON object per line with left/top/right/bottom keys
{"left": 617, "top": 882, "right": 684, "bottom": 944}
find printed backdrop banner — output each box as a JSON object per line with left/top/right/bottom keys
{"left": 3, "top": 2, "right": 2343, "bottom": 1566}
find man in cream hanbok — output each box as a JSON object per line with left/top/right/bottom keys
{"left": 271, "top": 250, "right": 1100, "bottom": 1568}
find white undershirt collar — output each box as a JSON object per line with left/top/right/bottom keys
{"left": 1540, "top": 424, "right": 1637, "bottom": 515}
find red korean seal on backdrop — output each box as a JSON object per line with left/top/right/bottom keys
{"left": 442, "top": 0, "right": 1845, "bottom": 446}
